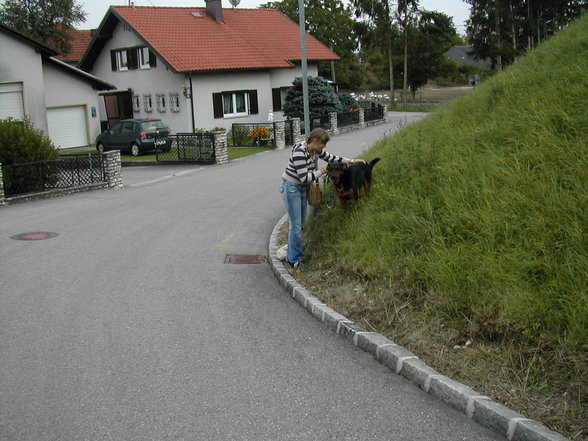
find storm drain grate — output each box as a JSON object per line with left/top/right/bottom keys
{"left": 11, "top": 232, "right": 59, "bottom": 241}
{"left": 225, "top": 254, "right": 267, "bottom": 264}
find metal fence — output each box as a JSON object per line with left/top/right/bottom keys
{"left": 284, "top": 120, "right": 294, "bottom": 145}
{"left": 155, "top": 133, "right": 216, "bottom": 163}
{"left": 231, "top": 123, "right": 276, "bottom": 147}
{"left": 337, "top": 110, "right": 361, "bottom": 128}
{"left": 308, "top": 115, "right": 331, "bottom": 133}
{"left": 364, "top": 105, "right": 385, "bottom": 122}
{"left": 2, "top": 154, "right": 105, "bottom": 197}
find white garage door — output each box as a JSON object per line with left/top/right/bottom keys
{"left": 0, "top": 82, "right": 25, "bottom": 120}
{"left": 47, "top": 106, "right": 88, "bottom": 149}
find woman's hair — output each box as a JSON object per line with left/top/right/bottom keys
{"left": 307, "top": 127, "right": 330, "bottom": 144}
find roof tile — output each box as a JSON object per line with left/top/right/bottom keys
{"left": 112, "top": 6, "right": 339, "bottom": 72}
{"left": 56, "top": 29, "right": 93, "bottom": 61}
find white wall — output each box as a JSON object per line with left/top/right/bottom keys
{"left": 0, "top": 32, "right": 49, "bottom": 133}
{"left": 43, "top": 60, "right": 103, "bottom": 146}
{"left": 189, "top": 63, "right": 319, "bottom": 131}
{"left": 269, "top": 63, "right": 319, "bottom": 120}
{"left": 90, "top": 22, "right": 189, "bottom": 134}
{"left": 89, "top": 19, "right": 323, "bottom": 133}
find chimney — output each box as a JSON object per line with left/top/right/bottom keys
{"left": 205, "top": 0, "right": 223, "bottom": 22}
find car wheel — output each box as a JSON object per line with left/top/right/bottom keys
{"left": 96, "top": 142, "right": 105, "bottom": 153}
{"left": 131, "top": 143, "right": 141, "bottom": 157}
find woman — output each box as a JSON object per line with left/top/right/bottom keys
{"left": 280, "top": 127, "right": 363, "bottom": 267}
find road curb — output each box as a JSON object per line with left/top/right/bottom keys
{"left": 268, "top": 213, "right": 570, "bottom": 441}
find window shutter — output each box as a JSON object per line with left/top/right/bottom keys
{"left": 249, "top": 90, "right": 258, "bottom": 115}
{"left": 212, "top": 93, "right": 223, "bottom": 119}
{"left": 272, "top": 88, "right": 282, "bottom": 111}
{"left": 149, "top": 50, "right": 157, "bottom": 68}
{"left": 110, "top": 50, "right": 117, "bottom": 71}
{"left": 128, "top": 48, "right": 138, "bottom": 70}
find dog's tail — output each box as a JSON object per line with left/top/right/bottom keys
{"left": 369, "top": 157, "right": 381, "bottom": 170}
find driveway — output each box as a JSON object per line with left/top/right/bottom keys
{"left": 0, "top": 114, "right": 504, "bottom": 440}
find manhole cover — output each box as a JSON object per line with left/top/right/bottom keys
{"left": 225, "top": 254, "right": 267, "bottom": 264}
{"left": 11, "top": 232, "right": 59, "bottom": 241}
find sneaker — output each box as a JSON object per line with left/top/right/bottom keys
{"left": 292, "top": 261, "right": 303, "bottom": 268}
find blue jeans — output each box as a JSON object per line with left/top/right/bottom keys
{"left": 280, "top": 179, "right": 307, "bottom": 264}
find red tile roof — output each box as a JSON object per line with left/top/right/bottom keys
{"left": 56, "top": 29, "right": 93, "bottom": 61}
{"left": 111, "top": 6, "right": 339, "bottom": 72}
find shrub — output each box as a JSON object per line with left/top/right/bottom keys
{"left": 338, "top": 93, "right": 359, "bottom": 111}
{"left": 0, "top": 117, "right": 58, "bottom": 165}
{"left": 283, "top": 76, "right": 343, "bottom": 120}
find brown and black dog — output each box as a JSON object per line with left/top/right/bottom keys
{"left": 326, "top": 158, "right": 381, "bottom": 210}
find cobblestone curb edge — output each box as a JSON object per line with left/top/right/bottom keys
{"left": 268, "top": 213, "right": 570, "bottom": 441}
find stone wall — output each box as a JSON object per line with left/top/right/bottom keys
{"left": 213, "top": 131, "right": 228, "bottom": 164}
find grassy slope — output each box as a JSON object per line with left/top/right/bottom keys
{"left": 302, "top": 14, "right": 588, "bottom": 439}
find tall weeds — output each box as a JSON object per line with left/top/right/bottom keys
{"left": 304, "top": 14, "right": 588, "bottom": 436}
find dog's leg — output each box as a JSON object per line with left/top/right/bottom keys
{"left": 364, "top": 175, "right": 373, "bottom": 194}
{"left": 353, "top": 188, "right": 361, "bottom": 210}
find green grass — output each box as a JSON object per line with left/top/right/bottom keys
{"left": 300, "top": 14, "right": 588, "bottom": 439}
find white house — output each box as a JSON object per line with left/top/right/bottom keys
{"left": 0, "top": 23, "right": 115, "bottom": 149}
{"left": 78, "top": 0, "right": 340, "bottom": 134}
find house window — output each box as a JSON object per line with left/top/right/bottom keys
{"left": 224, "top": 91, "right": 248, "bottom": 115}
{"left": 170, "top": 93, "right": 180, "bottom": 112}
{"left": 272, "top": 88, "right": 282, "bottom": 111}
{"left": 132, "top": 95, "right": 140, "bottom": 112}
{"left": 156, "top": 94, "right": 166, "bottom": 112}
{"left": 271, "top": 87, "right": 289, "bottom": 112}
{"left": 212, "top": 90, "right": 258, "bottom": 119}
{"left": 110, "top": 47, "right": 157, "bottom": 71}
{"left": 144, "top": 94, "right": 153, "bottom": 112}
{"left": 138, "top": 47, "right": 151, "bottom": 69}
{"left": 112, "top": 49, "right": 128, "bottom": 71}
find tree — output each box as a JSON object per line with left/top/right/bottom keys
{"left": 406, "top": 10, "right": 459, "bottom": 98}
{"left": 283, "top": 76, "right": 343, "bottom": 120}
{"left": 465, "top": 0, "right": 587, "bottom": 69}
{"left": 396, "top": 0, "right": 420, "bottom": 106}
{"left": 260, "top": 0, "right": 363, "bottom": 89}
{"left": 0, "top": 0, "right": 86, "bottom": 54}
{"left": 352, "top": 0, "right": 399, "bottom": 103}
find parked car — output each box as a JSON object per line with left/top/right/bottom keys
{"left": 95, "top": 119, "right": 172, "bottom": 156}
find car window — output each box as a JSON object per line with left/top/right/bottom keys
{"left": 122, "top": 122, "right": 135, "bottom": 134}
{"left": 141, "top": 120, "right": 167, "bottom": 131}
{"left": 110, "top": 122, "right": 123, "bottom": 134}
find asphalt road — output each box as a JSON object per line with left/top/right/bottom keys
{"left": 0, "top": 113, "right": 504, "bottom": 441}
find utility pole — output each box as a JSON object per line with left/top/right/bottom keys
{"left": 298, "top": 0, "right": 310, "bottom": 136}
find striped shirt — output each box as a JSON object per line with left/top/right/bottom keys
{"left": 282, "top": 142, "right": 351, "bottom": 184}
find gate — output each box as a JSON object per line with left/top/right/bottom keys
{"left": 155, "top": 133, "right": 216, "bottom": 164}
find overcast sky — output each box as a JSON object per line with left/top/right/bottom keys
{"left": 79, "top": 0, "right": 470, "bottom": 33}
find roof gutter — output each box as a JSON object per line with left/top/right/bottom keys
{"left": 48, "top": 57, "right": 115, "bottom": 90}
{"left": 188, "top": 74, "right": 196, "bottom": 133}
